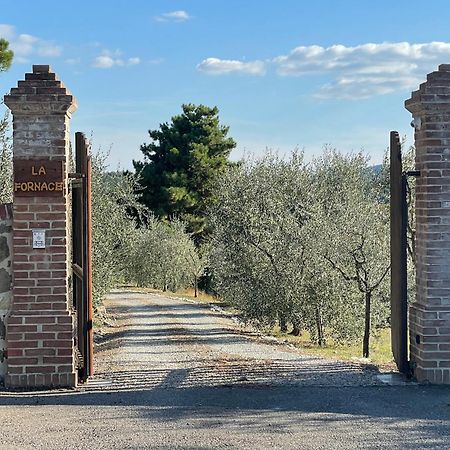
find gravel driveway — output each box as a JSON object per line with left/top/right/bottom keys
{"left": 0, "top": 289, "right": 449, "bottom": 449}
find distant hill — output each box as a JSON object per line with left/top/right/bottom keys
{"left": 371, "top": 164, "right": 382, "bottom": 175}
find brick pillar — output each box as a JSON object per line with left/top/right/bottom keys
{"left": 3, "top": 65, "right": 77, "bottom": 388}
{"left": 405, "top": 64, "right": 450, "bottom": 384}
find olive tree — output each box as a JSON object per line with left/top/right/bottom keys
{"left": 308, "top": 150, "right": 390, "bottom": 357}
{"left": 209, "top": 152, "right": 313, "bottom": 332}
{"left": 183, "top": 242, "right": 208, "bottom": 297}
{"left": 125, "top": 217, "right": 203, "bottom": 292}
{"left": 90, "top": 152, "right": 143, "bottom": 308}
{"left": 0, "top": 114, "right": 12, "bottom": 204}
{"left": 0, "top": 39, "right": 13, "bottom": 203}
{"left": 209, "top": 149, "right": 391, "bottom": 351}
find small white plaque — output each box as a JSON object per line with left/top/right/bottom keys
{"left": 32, "top": 229, "right": 46, "bottom": 249}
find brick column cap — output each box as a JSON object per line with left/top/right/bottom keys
{"left": 405, "top": 64, "right": 450, "bottom": 115}
{"left": 3, "top": 65, "right": 77, "bottom": 117}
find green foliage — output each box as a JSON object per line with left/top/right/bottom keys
{"left": 0, "top": 114, "right": 12, "bottom": 204}
{"left": 0, "top": 39, "right": 14, "bottom": 201}
{"left": 308, "top": 149, "right": 390, "bottom": 356}
{"left": 0, "top": 129, "right": 202, "bottom": 308}
{"left": 134, "top": 104, "right": 236, "bottom": 241}
{"left": 0, "top": 39, "right": 13, "bottom": 72}
{"left": 125, "top": 217, "right": 205, "bottom": 292}
{"left": 209, "top": 152, "right": 310, "bottom": 329}
{"left": 209, "top": 149, "right": 391, "bottom": 355}
{"left": 90, "top": 152, "right": 143, "bottom": 308}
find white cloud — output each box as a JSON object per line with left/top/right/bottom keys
{"left": 93, "top": 55, "right": 116, "bottom": 69}
{"left": 198, "top": 41, "right": 450, "bottom": 99}
{"left": 127, "top": 57, "right": 140, "bottom": 66}
{"left": 197, "top": 57, "right": 266, "bottom": 75}
{"left": 0, "top": 24, "right": 62, "bottom": 62}
{"left": 92, "top": 51, "right": 140, "bottom": 69}
{"left": 274, "top": 42, "right": 450, "bottom": 99}
{"left": 37, "top": 43, "right": 62, "bottom": 57}
{"left": 155, "top": 10, "right": 191, "bottom": 22}
{"left": 148, "top": 57, "right": 164, "bottom": 65}
{"left": 65, "top": 57, "right": 81, "bottom": 65}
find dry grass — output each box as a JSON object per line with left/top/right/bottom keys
{"left": 120, "top": 285, "right": 221, "bottom": 304}
{"left": 268, "top": 326, "right": 395, "bottom": 368}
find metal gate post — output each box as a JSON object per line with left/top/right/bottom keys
{"left": 72, "top": 132, "right": 93, "bottom": 382}
{"left": 390, "top": 131, "right": 409, "bottom": 374}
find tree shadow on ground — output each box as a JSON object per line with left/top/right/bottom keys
{"left": 0, "top": 381, "right": 449, "bottom": 449}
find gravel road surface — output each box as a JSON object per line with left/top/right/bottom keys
{"left": 0, "top": 290, "right": 449, "bottom": 449}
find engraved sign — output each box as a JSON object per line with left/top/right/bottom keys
{"left": 32, "top": 229, "right": 46, "bottom": 249}
{"left": 14, "top": 159, "right": 64, "bottom": 196}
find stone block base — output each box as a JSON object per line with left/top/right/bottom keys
{"left": 5, "top": 371, "right": 77, "bottom": 389}
{"left": 413, "top": 367, "right": 450, "bottom": 384}
{"left": 410, "top": 302, "right": 450, "bottom": 385}
{"left": 6, "top": 310, "right": 77, "bottom": 389}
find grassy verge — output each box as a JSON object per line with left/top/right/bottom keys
{"left": 122, "top": 285, "right": 221, "bottom": 304}
{"left": 267, "top": 327, "right": 394, "bottom": 368}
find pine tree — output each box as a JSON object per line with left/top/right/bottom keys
{"left": 133, "top": 104, "right": 236, "bottom": 241}
{"left": 0, "top": 39, "right": 13, "bottom": 72}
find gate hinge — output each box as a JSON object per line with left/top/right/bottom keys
{"left": 69, "top": 173, "right": 85, "bottom": 179}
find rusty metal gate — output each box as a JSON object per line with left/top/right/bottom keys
{"left": 71, "top": 132, "right": 93, "bottom": 382}
{"left": 390, "top": 130, "right": 420, "bottom": 376}
{"left": 390, "top": 131, "right": 409, "bottom": 374}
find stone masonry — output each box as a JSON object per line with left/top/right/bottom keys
{"left": 3, "top": 65, "right": 77, "bottom": 388}
{"left": 0, "top": 204, "right": 12, "bottom": 308}
{"left": 405, "top": 64, "right": 450, "bottom": 384}
{"left": 0, "top": 204, "right": 12, "bottom": 380}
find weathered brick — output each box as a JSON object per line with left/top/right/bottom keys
{"left": 37, "top": 279, "right": 65, "bottom": 287}
{"left": 7, "top": 349, "right": 23, "bottom": 357}
{"left": 7, "top": 366, "right": 24, "bottom": 374}
{"left": 8, "top": 325, "right": 37, "bottom": 332}
{"left": 42, "top": 324, "right": 71, "bottom": 332}
{"left": 57, "top": 348, "right": 73, "bottom": 356}
{"left": 57, "top": 365, "right": 73, "bottom": 373}
{"left": 43, "top": 356, "right": 72, "bottom": 365}
{"left": 406, "top": 64, "right": 450, "bottom": 384}
{"left": 8, "top": 357, "right": 38, "bottom": 365}
{"left": 3, "top": 65, "right": 77, "bottom": 389}
{"left": 24, "top": 332, "right": 55, "bottom": 340}
{"left": 43, "top": 339, "right": 72, "bottom": 348}
{"left": 8, "top": 340, "right": 39, "bottom": 349}
{"left": 25, "top": 365, "right": 55, "bottom": 374}
{"left": 29, "top": 302, "right": 52, "bottom": 310}
{"left": 24, "top": 348, "right": 55, "bottom": 356}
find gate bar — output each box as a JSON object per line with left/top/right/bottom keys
{"left": 73, "top": 132, "right": 94, "bottom": 381}
{"left": 85, "top": 150, "right": 93, "bottom": 377}
{"left": 390, "top": 131, "right": 409, "bottom": 374}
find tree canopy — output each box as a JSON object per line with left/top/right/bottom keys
{"left": 0, "top": 39, "right": 13, "bottom": 203}
{"left": 133, "top": 103, "right": 236, "bottom": 241}
{"left": 0, "top": 39, "right": 13, "bottom": 72}
{"left": 0, "top": 114, "right": 12, "bottom": 204}
{"left": 209, "top": 149, "right": 390, "bottom": 355}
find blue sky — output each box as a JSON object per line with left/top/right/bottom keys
{"left": 2, "top": 0, "right": 450, "bottom": 169}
